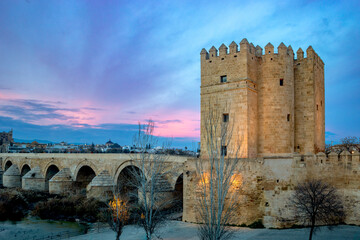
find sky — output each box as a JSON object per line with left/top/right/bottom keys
{"left": 0, "top": 0, "right": 359, "bottom": 147}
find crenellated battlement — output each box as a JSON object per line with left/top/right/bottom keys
{"left": 294, "top": 46, "right": 324, "bottom": 66}
{"left": 294, "top": 150, "right": 360, "bottom": 165}
{"left": 201, "top": 40, "right": 322, "bottom": 65}
{"left": 200, "top": 38, "right": 258, "bottom": 60}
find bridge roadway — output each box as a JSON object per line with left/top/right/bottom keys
{"left": 0, "top": 153, "right": 186, "bottom": 199}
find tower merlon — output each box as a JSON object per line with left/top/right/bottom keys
{"left": 296, "top": 48, "right": 304, "bottom": 60}
{"left": 277, "top": 42, "right": 287, "bottom": 55}
{"left": 265, "top": 42, "right": 274, "bottom": 54}
{"left": 240, "top": 38, "right": 250, "bottom": 52}
{"left": 219, "top": 43, "right": 228, "bottom": 56}
{"left": 229, "top": 41, "right": 238, "bottom": 54}
{"left": 287, "top": 45, "right": 294, "bottom": 57}
{"left": 250, "top": 43, "right": 256, "bottom": 54}
{"left": 255, "top": 45, "right": 262, "bottom": 57}
{"left": 306, "top": 46, "right": 315, "bottom": 58}
{"left": 209, "top": 46, "right": 218, "bottom": 58}
{"left": 200, "top": 48, "right": 209, "bottom": 60}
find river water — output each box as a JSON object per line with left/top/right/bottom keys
{"left": 0, "top": 218, "right": 87, "bottom": 240}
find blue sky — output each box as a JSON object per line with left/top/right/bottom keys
{"left": 0, "top": 0, "right": 359, "bottom": 147}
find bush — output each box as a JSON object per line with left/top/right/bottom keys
{"left": 0, "top": 189, "right": 28, "bottom": 221}
{"left": 248, "top": 219, "right": 265, "bottom": 229}
{"left": 0, "top": 189, "right": 106, "bottom": 222}
{"left": 32, "top": 195, "right": 106, "bottom": 222}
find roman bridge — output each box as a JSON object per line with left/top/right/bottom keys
{"left": 0, "top": 153, "right": 186, "bottom": 200}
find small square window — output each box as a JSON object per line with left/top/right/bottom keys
{"left": 280, "top": 79, "right": 284, "bottom": 86}
{"left": 221, "top": 146, "right": 227, "bottom": 156}
{"left": 223, "top": 113, "right": 229, "bottom": 123}
{"left": 220, "top": 75, "right": 227, "bottom": 83}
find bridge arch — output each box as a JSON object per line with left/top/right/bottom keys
{"left": 20, "top": 164, "right": 31, "bottom": 177}
{"left": 4, "top": 159, "right": 13, "bottom": 171}
{"left": 74, "top": 161, "right": 98, "bottom": 194}
{"left": 74, "top": 160, "right": 99, "bottom": 179}
{"left": 173, "top": 173, "right": 184, "bottom": 211}
{"left": 45, "top": 164, "right": 60, "bottom": 191}
{"left": 116, "top": 164, "right": 144, "bottom": 203}
{"left": 114, "top": 160, "right": 144, "bottom": 182}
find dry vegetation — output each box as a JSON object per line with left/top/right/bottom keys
{"left": 0, "top": 188, "right": 106, "bottom": 222}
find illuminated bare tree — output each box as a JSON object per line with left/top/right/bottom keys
{"left": 291, "top": 179, "right": 345, "bottom": 240}
{"left": 106, "top": 191, "right": 130, "bottom": 240}
{"left": 125, "top": 121, "right": 178, "bottom": 240}
{"left": 196, "top": 106, "right": 243, "bottom": 240}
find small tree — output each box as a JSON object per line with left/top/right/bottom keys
{"left": 340, "top": 136, "right": 359, "bottom": 152}
{"left": 291, "top": 179, "right": 345, "bottom": 240}
{"left": 196, "top": 105, "right": 243, "bottom": 240}
{"left": 324, "top": 143, "right": 332, "bottom": 155}
{"left": 126, "top": 121, "right": 178, "bottom": 240}
{"left": 107, "top": 194, "right": 130, "bottom": 240}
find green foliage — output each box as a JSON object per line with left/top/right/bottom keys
{"left": 0, "top": 189, "right": 28, "bottom": 221}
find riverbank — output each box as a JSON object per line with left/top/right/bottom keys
{"left": 70, "top": 221, "right": 360, "bottom": 240}
{"left": 0, "top": 217, "right": 87, "bottom": 240}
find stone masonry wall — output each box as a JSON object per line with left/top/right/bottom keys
{"left": 200, "top": 40, "right": 258, "bottom": 159}
{"left": 294, "top": 47, "right": 325, "bottom": 154}
{"left": 258, "top": 43, "right": 294, "bottom": 155}
{"left": 183, "top": 151, "right": 360, "bottom": 228}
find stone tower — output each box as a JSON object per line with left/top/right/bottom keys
{"left": 0, "top": 130, "right": 14, "bottom": 153}
{"left": 200, "top": 39, "right": 324, "bottom": 158}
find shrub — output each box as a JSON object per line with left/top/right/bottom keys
{"left": 32, "top": 195, "right": 106, "bottom": 222}
{"left": 0, "top": 189, "right": 28, "bottom": 221}
{"left": 248, "top": 219, "right": 265, "bottom": 229}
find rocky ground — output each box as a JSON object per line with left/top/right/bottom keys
{"left": 0, "top": 218, "right": 86, "bottom": 240}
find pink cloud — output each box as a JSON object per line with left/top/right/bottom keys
{"left": 0, "top": 91, "right": 200, "bottom": 140}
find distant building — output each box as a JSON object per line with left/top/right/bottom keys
{"left": 105, "top": 139, "right": 114, "bottom": 147}
{"left": 0, "top": 130, "right": 14, "bottom": 153}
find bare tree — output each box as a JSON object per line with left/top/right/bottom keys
{"left": 125, "top": 121, "right": 178, "bottom": 240}
{"left": 196, "top": 106, "right": 243, "bottom": 240}
{"left": 324, "top": 143, "right": 332, "bottom": 155}
{"left": 340, "top": 136, "right": 359, "bottom": 152}
{"left": 291, "top": 179, "right": 345, "bottom": 240}
{"left": 106, "top": 190, "right": 130, "bottom": 240}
